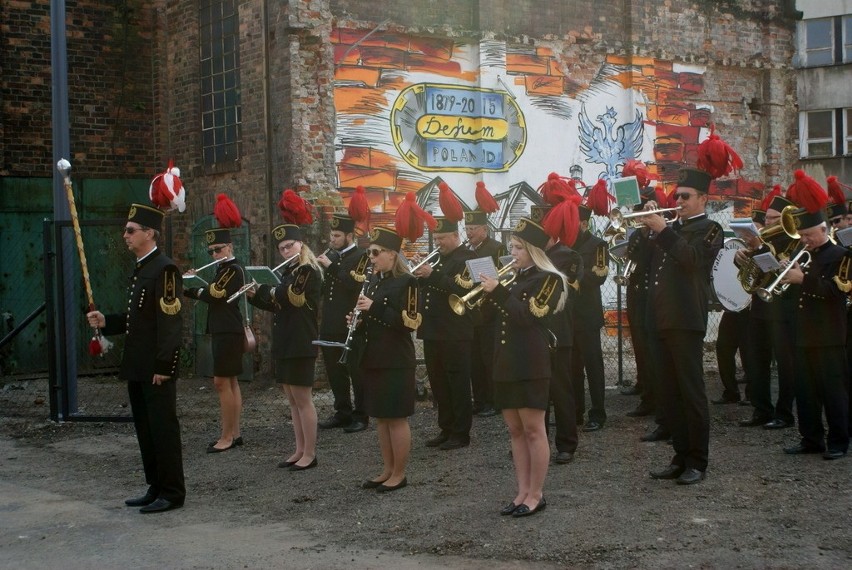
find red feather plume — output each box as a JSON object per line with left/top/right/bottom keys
{"left": 826, "top": 176, "right": 846, "bottom": 206}
{"left": 278, "top": 189, "right": 313, "bottom": 225}
{"left": 474, "top": 181, "right": 499, "bottom": 213}
{"left": 438, "top": 181, "right": 464, "bottom": 222}
{"left": 622, "top": 159, "right": 649, "bottom": 189}
{"left": 213, "top": 193, "right": 242, "bottom": 228}
{"left": 787, "top": 170, "right": 828, "bottom": 213}
{"left": 348, "top": 185, "right": 371, "bottom": 233}
{"left": 395, "top": 192, "right": 437, "bottom": 242}
{"left": 654, "top": 187, "right": 669, "bottom": 208}
{"left": 537, "top": 172, "right": 580, "bottom": 206}
{"left": 696, "top": 125, "right": 743, "bottom": 179}
{"left": 542, "top": 194, "right": 582, "bottom": 247}
{"left": 585, "top": 179, "right": 615, "bottom": 216}
{"left": 759, "top": 184, "right": 782, "bottom": 211}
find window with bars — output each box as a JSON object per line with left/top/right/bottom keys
{"left": 200, "top": 0, "right": 241, "bottom": 170}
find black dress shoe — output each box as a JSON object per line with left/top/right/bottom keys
{"left": 343, "top": 420, "right": 368, "bottom": 433}
{"left": 649, "top": 464, "right": 684, "bottom": 480}
{"left": 318, "top": 416, "right": 351, "bottom": 429}
{"left": 439, "top": 437, "right": 470, "bottom": 451}
{"left": 620, "top": 385, "right": 641, "bottom": 396}
{"left": 640, "top": 427, "right": 671, "bottom": 442}
{"left": 738, "top": 399, "right": 752, "bottom": 406}
{"left": 676, "top": 468, "right": 705, "bottom": 485}
{"left": 139, "top": 498, "right": 183, "bottom": 513}
{"left": 362, "top": 478, "right": 387, "bottom": 489}
{"left": 553, "top": 451, "right": 574, "bottom": 464}
{"left": 207, "top": 440, "right": 237, "bottom": 453}
{"left": 711, "top": 396, "right": 740, "bottom": 405}
{"left": 763, "top": 419, "right": 792, "bottom": 430}
{"left": 289, "top": 457, "right": 318, "bottom": 471}
{"left": 499, "top": 502, "right": 519, "bottom": 516}
{"left": 783, "top": 444, "right": 824, "bottom": 455}
{"left": 376, "top": 477, "right": 407, "bottom": 493}
{"left": 277, "top": 459, "right": 297, "bottom": 468}
{"left": 739, "top": 417, "right": 770, "bottom": 427}
{"left": 234, "top": 436, "right": 244, "bottom": 446}
{"left": 512, "top": 497, "right": 546, "bottom": 517}
{"left": 823, "top": 449, "right": 846, "bottom": 460}
{"left": 125, "top": 492, "right": 157, "bottom": 507}
{"left": 626, "top": 406, "right": 653, "bottom": 417}
{"left": 583, "top": 421, "right": 603, "bottom": 432}
{"left": 477, "top": 406, "right": 498, "bottom": 417}
{"left": 425, "top": 433, "right": 450, "bottom": 447}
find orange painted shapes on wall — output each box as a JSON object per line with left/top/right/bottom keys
{"left": 358, "top": 46, "right": 406, "bottom": 70}
{"left": 689, "top": 108, "right": 711, "bottom": 127}
{"left": 339, "top": 168, "right": 397, "bottom": 190}
{"left": 548, "top": 59, "right": 564, "bottom": 77}
{"left": 678, "top": 72, "right": 704, "bottom": 93}
{"left": 333, "top": 44, "right": 361, "bottom": 65}
{"left": 335, "top": 66, "right": 382, "bottom": 88}
{"left": 506, "top": 52, "right": 550, "bottom": 75}
{"left": 409, "top": 37, "right": 455, "bottom": 60}
{"left": 525, "top": 75, "right": 564, "bottom": 96}
{"left": 657, "top": 106, "right": 691, "bottom": 127}
{"left": 406, "top": 53, "right": 465, "bottom": 78}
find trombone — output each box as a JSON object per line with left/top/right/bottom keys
{"left": 755, "top": 247, "right": 811, "bottom": 302}
{"left": 609, "top": 206, "right": 682, "bottom": 230}
{"left": 448, "top": 261, "right": 516, "bottom": 315}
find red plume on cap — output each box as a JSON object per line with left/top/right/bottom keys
{"left": 278, "top": 188, "right": 313, "bottom": 225}
{"left": 438, "top": 181, "right": 464, "bottom": 222}
{"left": 622, "top": 159, "right": 649, "bottom": 189}
{"left": 213, "top": 193, "right": 242, "bottom": 228}
{"left": 474, "top": 181, "right": 499, "bottom": 213}
{"left": 696, "top": 124, "right": 743, "bottom": 179}
{"left": 347, "top": 185, "right": 371, "bottom": 233}
{"left": 149, "top": 159, "right": 186, "bottom": 212}
{"left": 542, "top": 194, "right": 582, "bottom": 247}
{"left": 826, "top": 176, "right": 846, "bottom": 206}
{"left": 395, "top": 192, "right": 437, "bottom": 242}
{"left": 787, "top": 170, "right": 828, "bottom": 214}
{"left": 585, "top": 179, "right": 615, "bottom": 216}
{"left": 654, "top": 187, "right": 669, "bottom": 207}
{"left": 759, "top": 184, "right": 782, "bottom": 211}
{"left": 537, "top": 172, "right": 580, "bottom": 206}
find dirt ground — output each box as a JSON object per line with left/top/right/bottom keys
{"left": 2, "top": 364, "right": 851, "bottom": 569}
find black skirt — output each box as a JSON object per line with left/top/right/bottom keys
{"left": 494, "top": 377, "right": 550, "bottom": 411}
{"left": 275, "top": 357, "right": 316, "bottom": 387}
{"left": 362, "top": 367, "right": 415, "bottom": 419}
{"left": 211, "top": 332, "right": 244, "bottom": 377}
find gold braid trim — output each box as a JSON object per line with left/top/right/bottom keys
{"left": 287, "top": 266, "right": 310, "bottom": 307}
{"left": 529, "top": 274, "right": 558, "bottom": 318}
{"left": 455, "top": 267, "right": 474, "bottom": 289}
{"left": 209, "top": 268, "right": 236, "bottom": 299}
{"left": 159, "top": 269, "right": 182, "bottom": 315}
{"left": 349, "top": 253, "right": 370, "bottom": 283}
{"left": 834, "top": 256, "right": 852, "bottom": 293}
{"left": 592, "top": 244, "right": 608, "bottom": 277}
{"left": 401, "top": 283, "right": 422, "bottom": 329}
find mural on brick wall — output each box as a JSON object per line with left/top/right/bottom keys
{"left": 332, "top": 29, "right": 762, "bottom": 230}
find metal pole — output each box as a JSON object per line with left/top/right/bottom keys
{"left": 51, "top": 0, "right": 78, "bottom": 416}
{"left": 616, "top": 282, "right": 624, "bottom": 387}
{"left": 44, "top": 220, "right": 60, "bottom": 422}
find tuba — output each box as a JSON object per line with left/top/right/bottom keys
{"left": 758, "top": 205, "right": 801, "bottom": 259}
{"left": 448, "top": 261, "right": 516, "bottom": 315}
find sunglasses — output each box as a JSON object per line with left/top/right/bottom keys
{"left": 207, "top": 245, "right": 227, "bottom": 255}
{"left": 367, "top": 247, "right": 387, "bottom": 257}
{"left": 123, "top": 226, "right": 147, "bottom": 235}
{"left": 674, "top": 192, "right": 696, "bottom": 201}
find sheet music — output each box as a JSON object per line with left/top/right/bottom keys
{"left": 465, "top": 256, "right": 498, "bottom": 284}
{"left": 836, "top": 226, "right": 852, "bottom": 248}
{"left": 245, "top": 266, "right": 281, "bottom": 286}
{"left": 729, "top": 218, "right": 759, "bottom": 241}
{"left": 752, "top": 252, "right": 781, "bottom": 273}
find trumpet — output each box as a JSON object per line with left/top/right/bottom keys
{"left": 409, "top": 240, "right": 470, "bottom": 273}
{"left": 609, "top": 206, "right": 682, "bottom": 230}
{"left": 448, "top": 261, "right": 516, "bottom": 315}
{"left": 756, "top": 247, "right": 811, "bottom": 302}
{"left": 182, "top": 256, "right": 228, "bottom": 277}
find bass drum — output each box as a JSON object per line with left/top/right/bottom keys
{"left": 711, "top": 238, "right": 751, "bottom": 312}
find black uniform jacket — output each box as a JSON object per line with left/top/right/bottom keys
{"left": 545, "top": 243, "right": 583, "bottom": 348}
{"left": 469, "top": 237, "right": 506, "bottom": 328}
{"left": 625, "top": 227, "right": 652, "bottom": 326}
{"left": 794, "top": 241, "right": 848, "bottom": 348}
{"left": 249, "top": 263, "right": 321, "bottom": 359}
{"left": 645, "top": 214, "right": 723, "bottom": 332}
{"left": 358, "top": 272, "right": 419, "bottom": 369}
{"left": 572, "top": 230, "right": 608, "bottom": 330}
{"left": 484, "top": 266, "right": 565, "bottom": 382}
{"left": 320, "top": 245, "right": 369, "bottom": 337}
{"left": 417, "top": 244, "right": 476, "bottom": 341}
{"left": 746, "top": 243, "right": 797, "bottom": 323}
{"left": 103, "top": 248, "right": 183, "bottom": 381}
{"left": 184, "top": 258, "right": 244, "bottom": 334}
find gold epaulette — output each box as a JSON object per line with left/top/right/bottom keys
{"left": 834, "top": 255, "right": 852, "bottom": 293}
{"left": 209, "top": 267, "right": 236, "bottom": 299}
{"left": 455, "top": 267, "right": 474, "bottom": 289}
{"left": 402, "top": 282, "right": 422, "bottom": 329}
{"left": 350, "top": 253, "right": 370, "bottom": 283}
{"left": 529, "top": 274, "right": 559, "bottom": 317}
{"left": 592, "top": 243, "right": 608, "bottom": 277}
{"left": 159, "top": 267, "right": 182, "bottom": 315}
{"left": 288, "top": 266, "right": 311, "bottom": 307}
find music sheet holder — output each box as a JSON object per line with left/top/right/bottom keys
{"left": 245, "top": 266, "right": 281, "bottom": 285}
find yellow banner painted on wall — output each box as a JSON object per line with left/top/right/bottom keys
{"left": 391, "top": 83, "right": 527, "bottom": 173}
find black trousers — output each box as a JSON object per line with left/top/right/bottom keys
{"left": 715, "top": 310, "right": 749, "bottom": 402}
{"left": 572, "top": 327, "right": 607, "bottom": 424}
{"left": 424, "top": 339, "right": 472, "bottom": 439}
{"left": 128, "top": 379, "right": 185, "bottom": 503}
{"left": 628, "top": 308, "right": 652, "bottom": 397}
{"left": 470, "top": 325, "right": 496, "bottom": 410}
{"left": 654, "top": 330, "right": 709, "bottom": 472}
{"left": 639, "top": 324, "right": 668, "bottom": 429}
{"left": 794, "top": 345, "right": 849, "bottom": 453}
{"left": 746, "top": 317, "right": 795, "bottom": 424}
{"left": 321, "top": 340, "right": 367, "bottom": 423}
{"left": 546, "top": 346, "right": 577, "bottom": 453}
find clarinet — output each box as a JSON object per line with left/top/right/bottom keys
{"left": 338, "top": 266, "right": 373, "bottom": 364}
